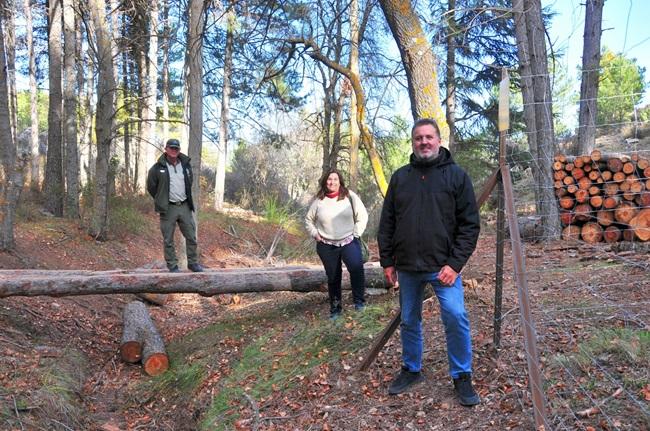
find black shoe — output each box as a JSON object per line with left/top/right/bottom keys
{"left": 354, "top": 303, "right": 366, "bottom": 311}
{"left": 329, "top": 311, "right": 341, "bottom": 321}
{"left": 453, "top": 373, "right": 480, "bottom": 406}
{"left": 169, "top": 265, "right": 180, "bottom": 273}
{"left": 388, "top": 367, "right": 423, "bottom": 395}
{"left": 188, "top": 263, "right": 204, "bottom": 272}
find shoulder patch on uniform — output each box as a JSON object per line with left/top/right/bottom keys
{"left": 159, "top": 169, "right": 165, "bottom": 172}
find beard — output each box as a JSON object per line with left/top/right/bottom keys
{"left": 413, "top": 148, "right": 439, "bottom": 162}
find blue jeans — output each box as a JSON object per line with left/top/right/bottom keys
{"left": 316, "top": 239, "right": 365, "bottom": 313}
{"left": 398, "top": 270, "right": 472, "bottom": 378}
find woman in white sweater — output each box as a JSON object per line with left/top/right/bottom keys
{"left": 305, "top": 169, "right": 369, "bottom": 319}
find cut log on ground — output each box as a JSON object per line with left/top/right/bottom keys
{"left": 120, "top": 301, "right": 147, "bottom": 363}
{"left": 0, "top": 264, "right": 389, "bottom": 298}
{"left": 136, "top": 293, "right": 170, "bottom": 306}
{"left": 141, "top": 320, "right": 169, "bottom": 377}
{"left": 120, "top": 300, "right": 169, "bottom": 376}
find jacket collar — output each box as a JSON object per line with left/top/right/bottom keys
{"left": 409, "top": 146, "right": 453, "bottom": 169}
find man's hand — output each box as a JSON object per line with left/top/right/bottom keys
{"left": 437, "top": 265, "right": 458, "bottom": 286}
{"left": 383, "top": 266, "right": 398, "bottom": 287}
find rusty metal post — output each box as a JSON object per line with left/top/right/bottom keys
{"left": 494, "top": 69, "right": 509, "bottom": 349}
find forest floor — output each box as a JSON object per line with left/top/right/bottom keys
{"left": 0, "top": 198, "right": 649, "bottom": 431}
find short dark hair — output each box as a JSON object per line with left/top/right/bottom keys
{"left": 166, "top": 138, "right": 181, "bottom": 148}
{"left": 411, "top": 118, "right": 441, "bottom": 138}
{"left": 316, "top": 169, "right": 349, "bottom": 200}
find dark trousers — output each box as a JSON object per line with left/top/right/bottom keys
{"left": 160, "top": 201, "right": 198, "bottom": 269}
{"left": 316, "top": 238, "right": 365, "bottom": 313}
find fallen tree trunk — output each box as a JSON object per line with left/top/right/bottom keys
{"left": 0, "top": 265, "right": 388, "bottom": 298}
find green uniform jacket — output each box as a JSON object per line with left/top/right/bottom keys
{"left": 146, "top": 153, "right": 195, "bottom": 213}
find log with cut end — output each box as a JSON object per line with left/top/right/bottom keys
{"left": 596, "top": 209, "right": 615, "bottom": 227}
{"left": 603, "top": 226, "right": 622, "bottom": 243}
{"left": 636, "top": 192, "right": 650, "bottom": 208}
{"left": 136, "top": 292, "right": 169, "bottom": 306}
{"left": 559, "top": 211, "right": 574, "bottom": 226}
{"left": 573, "top": 204, "right": 593, "bottom": 222}
{"left": 614, "top": 201, "right": 639, "bottom": 224}
{"left": 589, "top": 195, "right": 603, "bottom": 209}
{"left": 607, "top": 158, "right": 624, "bottom": 173}
{"left": 121, "top": 301, "right": 148, "bottom": 363}
{"left": 141, "top": 322, "right": 169, "bottom": 377}
{"left": 581, "top": 222, "right": 603, "bottom": 244}
{"left": 562, "top": 225, "right": 581, "bottom": 241}
{"left": 629, "top": 208, "right": 650, "bottom": 241}
{"left": 559, "top": 196, "right": 575, "bottom": 210}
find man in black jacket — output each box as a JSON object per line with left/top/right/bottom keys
{"left": 146, "top": 139, "right": 204, "bottom": 273}
{"left": 377, "top": 119, "right": 480, "bottom": 406}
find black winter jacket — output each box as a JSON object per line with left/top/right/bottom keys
{"left": 377, "top": 148, "right": 480, "bottom": 273}
{"left": 146, "top": 153, "right": 195, "bottom": 213}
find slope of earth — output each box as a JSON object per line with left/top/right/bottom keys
{"left": 1, "top": 200, "right": 648, "bottom": 430}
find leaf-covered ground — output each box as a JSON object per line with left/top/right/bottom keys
{"left": 1, "top": 205, "right": 648, "bottom": 430}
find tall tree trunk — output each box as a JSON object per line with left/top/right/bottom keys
{"left": 63, "top": 0, "right": 79, "bottom": 218}
{"left": 161, "top": 0, "right": 170, "bottom": 143}
{"left": 445, "top": 0, "right": 457, "bottom": 153}
{"left": 186, "top": 0, "right": 205, "bottom": 210}
{"left": 25, "top": 0, "right": 40, "bottom": 192}
{"left": 122, "top": 46, "right": 131, "bottom": 193}
{"left": 141, "top": 0, "right": 159, "bottom": 193}
{"left": 83, "top": 49, "right": 95, "bottom": 185}
{"left": 513, "top": 0, "right": 561, "bottom": 239}
{"left": 0, "top": 3, "right": 27, "bottom": 250}
{"left": 44, "top": 0, "right": 64, "bottom": 216}
{"left": 88, "top": 0, "right": 117, "bottom": 240}
{"left": 214, "top": 9, "right": 234, "bottom": 211}
{"left": 576, "top": 0, "right": 604, "bottom": 155}
{"left": 378, "top": 0, "right": 450, "bottom": 145}
{"left": 348, "top": 0, "right": 360, "bottom": 189}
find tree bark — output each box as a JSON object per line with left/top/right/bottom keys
{"left": 0, "top": 265, "right": 389, "bottom": 298}
{"left": 161, "top": 0, "right": 170, "bottom": 143}
{"left": 513, "top": 0, "right": 561, "bottom": 239}
{"left": 378, "top": 0, "right": 450, "bottom": 144}
{"left": 445, "top": 0, "right": 457, "bottom": 153}
{"left": 187, "top": 0, "right": 205, "bottom": 211}
{"left": 44, "top": 0, "right": 64, "bottom": 217}
{"left": 63, "top": 0, "right": 79, "bottom": 218}
{"left": 88, "top": 0, "right": 117, "bottom": 240}
{"left": 576, "top": 0, "right": 604, "bottom": 155}
{"left": 25, "top": 0, "right": 40, "bottom": 191}
{"left": 348, "top": 0, "right": 360, "bottom": 189}
{"left": 0, "top": 4, "right": 28, "bottom": 251}
{"left": 214, "top": 9, "right": 234, "bottom": 212}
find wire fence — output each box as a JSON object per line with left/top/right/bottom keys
{"left": 474, "top": 129, "right": 650, "bottom": 429}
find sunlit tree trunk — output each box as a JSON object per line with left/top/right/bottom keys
{"left": 378, "top": 0, "right": 450, "bottom": 145}
{"left": 576, "top": 0, "right": 604, "bottom": 155}
{"left": 141, "top": 0, "right": 159, "bottom": 192}
{"left": 187, "top": 0, "right": 205, "bottom": 210}
{"left": 25, "top": 0, "right": 40, "bottom": 191}
{"left": 63, "top": 0, "right": 79, "bottom": 217}
{"left": 44, "top": 0, "right": 64, "bottom": 216}
{"left": 88, "top": 0, "right": 117, "bottom": 240}
{"left": 348, "top": 0, "right": 360, "bottom": 189}
{"left": 161, "top": 0, "right": 170, "bottom": 143}
{"left": 445, "top": 0, "right": 457, "bottom": 153}
{"left": 513, "top": 0, "right": 560, "bottom": 239}
{"left": 214, "top": 9, "right": 234, "bottom": 211}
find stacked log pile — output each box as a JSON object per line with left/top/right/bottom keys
{"left": 554, "top": 150, "right": 650, "bottom": 243}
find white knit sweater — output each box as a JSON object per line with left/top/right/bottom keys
{"left": 305, "top": 191, "right": 368, "bottom": 241}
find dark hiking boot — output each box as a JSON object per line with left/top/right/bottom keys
{"left": 169, "top": 265, "right": 180, "bottom": 273}
{"left": 188, "top": 263, "right": 204, "bottom": 272}
{"left": 453, "top": 373, "right": 480, "bottom": 406}
{"left": 354, "top": 303, "right": 366, "bottom": 311}
{"left": 388, "top": 367, "right": 423, "bottom": 395}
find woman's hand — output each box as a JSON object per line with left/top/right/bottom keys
{"left": 314, "top": 233, "right": 323, "bottom": 242}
